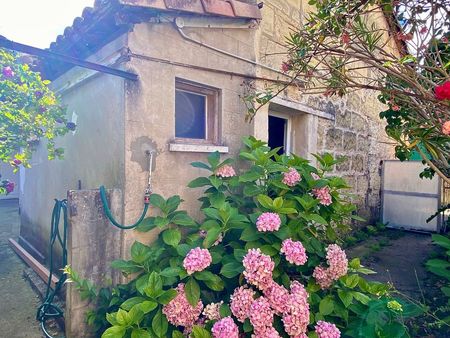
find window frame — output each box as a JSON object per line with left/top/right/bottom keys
{"left": 173, "top": 79, "right": 221, "bottom": 145}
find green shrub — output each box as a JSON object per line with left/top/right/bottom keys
{"left": 66, "top": 137, "right": 421, "bottom": 338}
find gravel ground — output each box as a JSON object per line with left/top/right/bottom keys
{"left": 0, "top": 199, "right": 43, "bottom": 337}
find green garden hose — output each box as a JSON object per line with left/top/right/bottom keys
{"left": 36, "top": 199, "right": 68, "bottom": 338}
{"left": 99, "top": 150, "right": 154, "bottom": 229}
{"left": 99, "top": 185, "right": 150, "bottom": 229}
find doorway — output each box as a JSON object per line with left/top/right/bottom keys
{"left": 268, "top": 113, "right": 291, "bottom": 155}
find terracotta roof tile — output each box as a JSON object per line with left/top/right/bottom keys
{"left": 201, "top": 0, "right": 234, "bottom": 17}
{"left": 42, "top": 0, "right": 260, "bottom": 78}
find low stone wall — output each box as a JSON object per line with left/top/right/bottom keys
{"left": 66, "top": 189, "right": 122, "bottom": 338}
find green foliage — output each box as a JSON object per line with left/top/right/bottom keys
{"left": 66, "top": 138, "right": 419, "bottom": 337}
{"left": 244, "top": 0, "right": 450, "bottom": 179}
{"left": 0, "top": 48, "right": 71, "bottom": 193}
{"left": 425, "top": 233, "right": 450, "bottom": 327}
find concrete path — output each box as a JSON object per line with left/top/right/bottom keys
{"left": 0, "top": 199, "right": 42, "bottom": 337}
{"left": 349, "top": 229, "right": 433, "bottom": 300}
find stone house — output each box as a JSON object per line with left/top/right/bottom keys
{"left": 18, "top": 0, "right": 397, "bottom": 271}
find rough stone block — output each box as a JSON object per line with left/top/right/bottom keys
{"left": 325, "top": 128, "right": 343, "bottom": 150}
{"left": 357, "top": 135, "right": 370, "bottom": 152}
{"left": 343, "top": 131, "right": 357, "bottom": 151}
{"left": 346, "top": 93, "right": 362, "bottom": 111}
{"left": 66, "top": 189, "right": 122, "bottom": 338}
{"left": 351, "top": 155, "right": 365, "bottom": 172}
{"left": 343, "top": 175, "right": 356, "bottom": 190}
{"left": 336, "top": 159, "right": 350, "bottom": 172}
{"left": 356, "top": 175, "right": 369, "bottom": 194}
{"left": 336, "top": 109, "right": 351, "bottom": 129}
{"left": 351, "top": 113, "right": 367, "bottom": 133}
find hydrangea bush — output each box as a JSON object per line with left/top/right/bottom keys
{"left": 66, "top": 137, "right": 421, "bottom": 338}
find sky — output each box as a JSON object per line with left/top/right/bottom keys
{"left": 0, "top": 0, "right": 95, "bottom": 48}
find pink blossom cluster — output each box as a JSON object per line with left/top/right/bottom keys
{"left": 313, "top": 244, "right": 348, "bottom": 289}
{"left": 251, "top": 326, "right": 281, "bottom": 338}
{"left": 211, "top": 317, "right": 239, "bottom": 338}
{"left": 183, "top": 247, "right": 212, "bottom": 275}
{"left": 312, "top": 186, "right": 332, "bottom": 206}
{"left": 282, "top": 167, "right": 301, "bottom": 186}
{"left": 256, "top": 212, "right": 281, "bottom": 232}
{"left": 326, "top": 244, "right": 348, "bottom": 280}
{"left": 249, "top": 297, "right": 277, "bottom": 337}
{"left": 242, "top": 248, "right": 275, "bottom": 290}
{"left": 162, "top": 283, "right": 203, "bottom": 329}
{"left": 281, "top": 239, "right": 308, "bottom": 266}
{"left": 230, "top": 286, "right": 255, "bottom": 322}
{"left": 315, "top": 320, "right": 341, "bottom": 338}
{"left": 282, "top": 281, "right": 310, "bottom": 337}
{"left": 442, "top": 121, "right": 450, "bottom": 135}
{"left": 203, "top": 301, "right": 223, "bottom": 321}
{"left": 215, "top": 165, "right": 236, "bottom": 178}
{"left": 312, "top": 266, "right": 333, "bottom": 289}
{"left": 263, "top": 281, "right": 290, "bottom": 315}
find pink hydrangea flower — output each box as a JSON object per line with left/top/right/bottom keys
{"left": 249, "top": 297, "right": 274, "bottom": 332}
{"left": 2, "top": 66, "right": 14, "bottom": 78}
{"left": 252, "top": 326, "right": 282, "bottom": 338}
{"left": 282, "top": 281, "right": 310, "bottom": 336}
{"left": 281, "top": 239, "right": 308, "bottom": 266}
{"left": 315, "top": 320, "right": 341, "bottom": 338}
{"left": 312, "top": 186, "right": 332, "bottom": 206}
{"left": 282, "top": 167, "right": 301, "bottom": 186}
{"left": 215, "top": 165, "right": 236, "bottom": 178}
{"left": 313, "top": 244, "right": 348, "bottom": 289}
{"left": 256, "top": 212, "right": 281, "bottom": 232}
{"left": 162, "top": 283, "right": 203, "bottom": 329}
{"left": 243, "top": 248, "right": 275, "bottom": 290}
{"left": 263, "top": 281, "right": 290, "bottom": 315}
{"left": 211, "top": 317, "right": 239, "bottom": 338}
{"left": 326, "top": 244, "right": 348, "bottom": 280}
{"left": 203, "top": 301, "right": 223, "bottom": 321}
{"left": 312, "top": 266, "right": 333, "bottom": 289}
{"left": 183, "top": 247, "right": 212, "bottom": 275}
{"left": 230, "top": 286, "right": 255, "bottom": 322}
{"left": 442, "top": 121, "right": 450, "bottom": 135}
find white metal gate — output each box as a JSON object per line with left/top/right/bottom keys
{"left": 381, "top": 160, "right": 441, "bottom": 232}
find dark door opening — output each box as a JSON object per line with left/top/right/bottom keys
{"left": 268, "top": 115, "right": 287, "bottom": 155}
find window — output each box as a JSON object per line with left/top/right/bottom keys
{"left": 174, "top": 79, "right": 220, "bottom": 144}
{"left": 268, "top": 112, "right": 291, "bottom": 155}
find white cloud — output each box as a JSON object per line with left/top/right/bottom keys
{"left": 0, "top": 0, "right": 95, "bottom": 48}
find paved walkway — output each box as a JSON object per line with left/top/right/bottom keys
{"left": 0, "top": 199, "right": 42, "bottom": 337}
{"left": 349, "top": 229, "right": 433, "bottom": 300}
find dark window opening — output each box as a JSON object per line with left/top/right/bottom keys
{"left": 175, "top": 90, "right": 206, "bottom": 139}
{"left": 268, "top": 115, "right": 287, "bottom": 155}
{"left": 174, "top": 79, "right": 220, "bottom": 144}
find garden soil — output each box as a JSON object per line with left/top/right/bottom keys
{"left": 0, "top": 199, "right": 42, "bottom": 337}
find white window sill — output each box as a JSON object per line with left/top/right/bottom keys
{"left": 169, "top": 143, "right": 229, "bottom": 153}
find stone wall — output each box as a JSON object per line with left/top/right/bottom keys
{"left": 122, "top": 21, "right": 258, "bottom": 252}
{"left": 19, "top": 36, "right": 127, "bottom": 262}
{"left": 255, "top": 0, "right": 396, "bottom": 223}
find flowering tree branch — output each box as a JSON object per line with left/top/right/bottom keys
{"left": 244, "top": 0, "right": 450, "bottom": 182}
